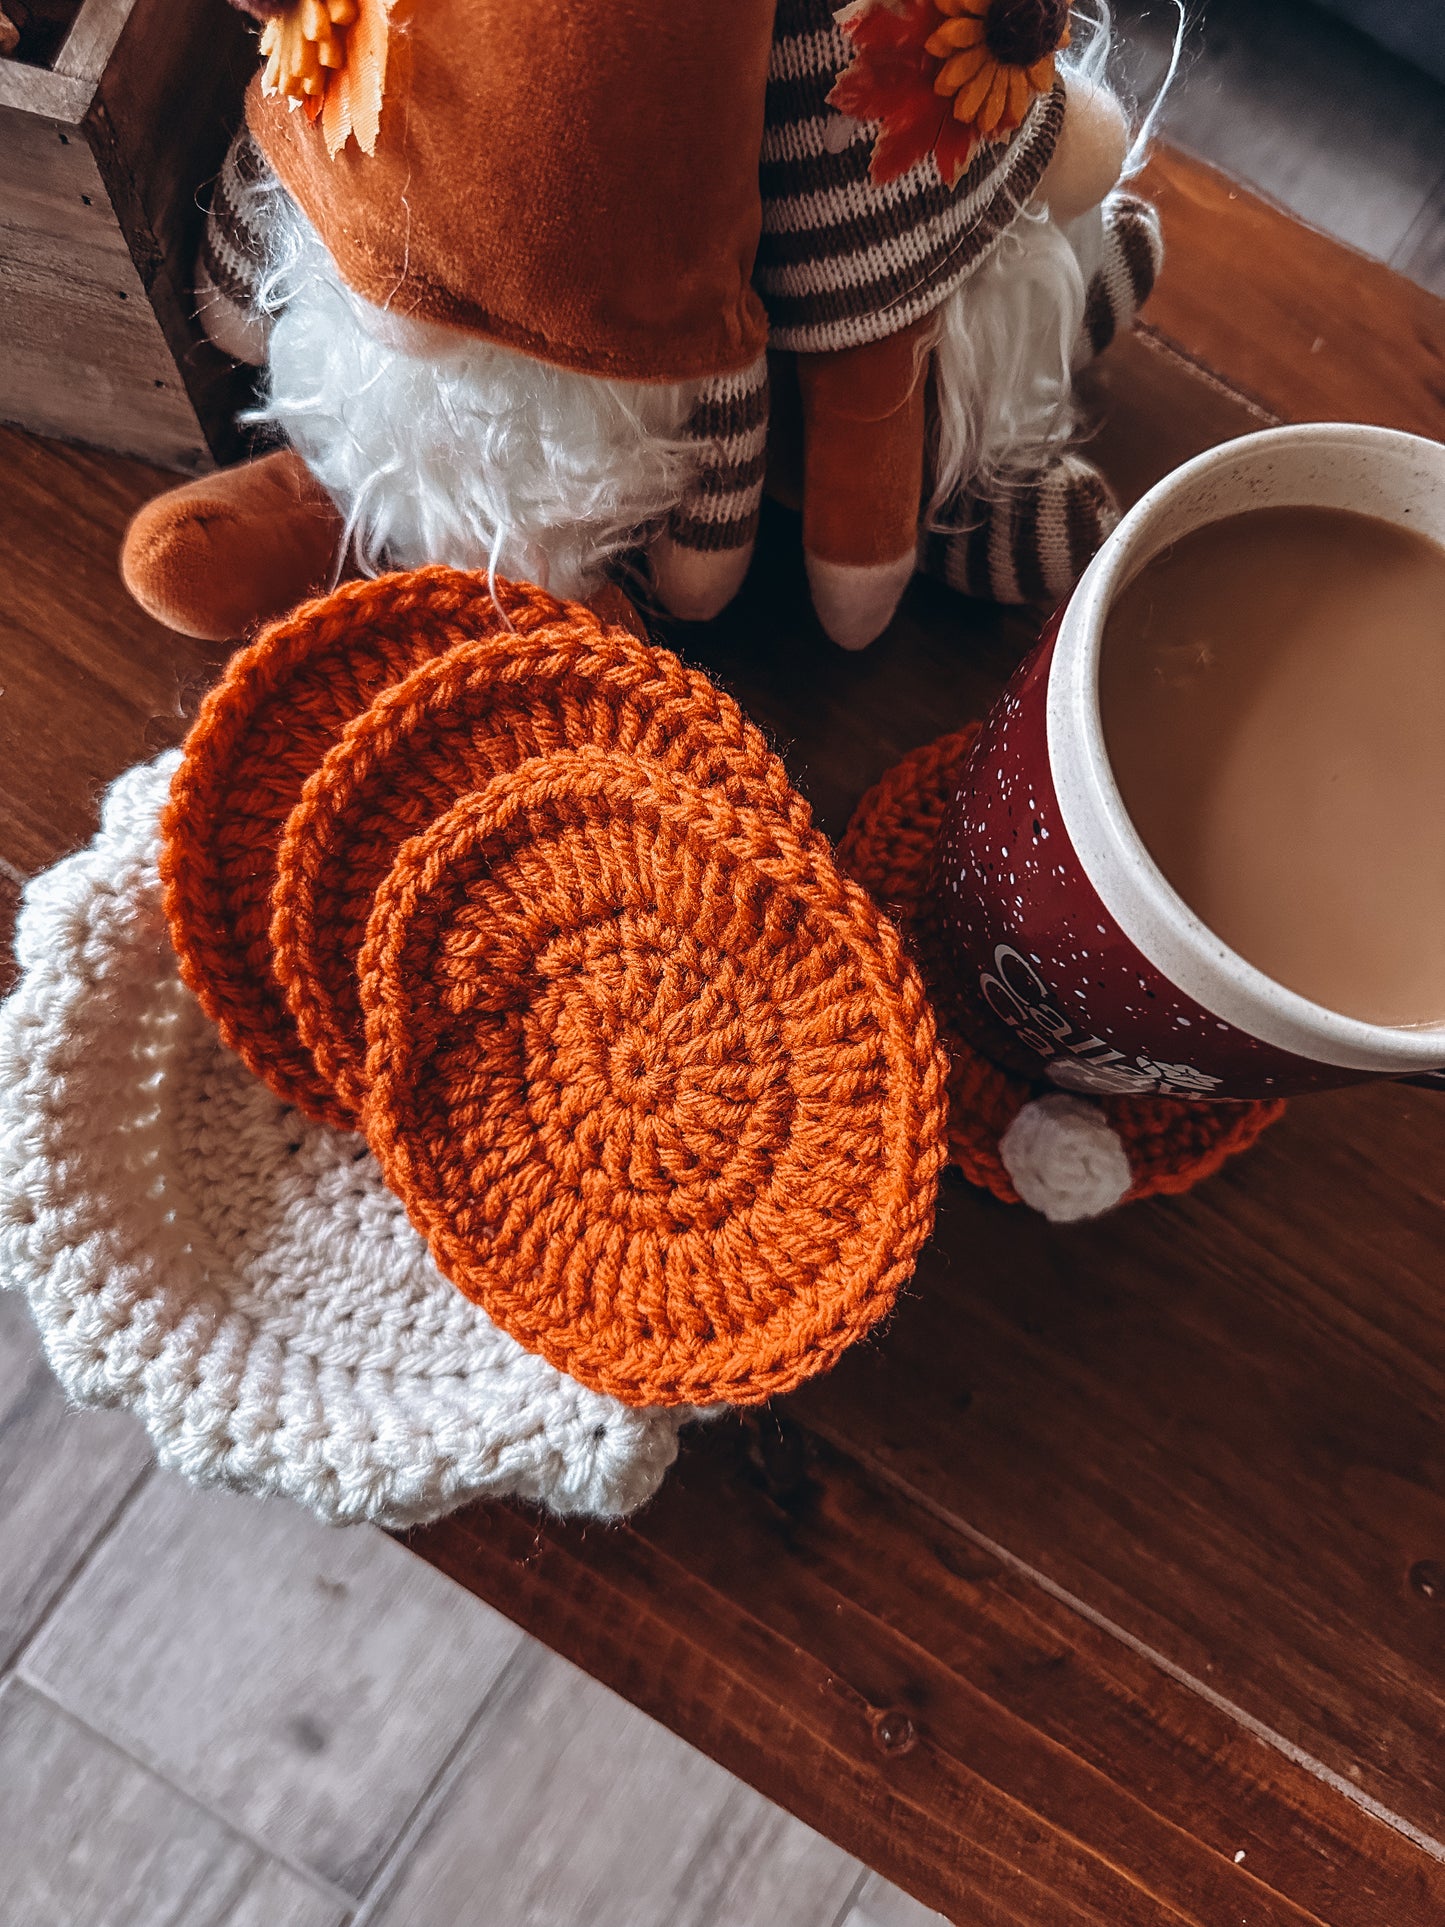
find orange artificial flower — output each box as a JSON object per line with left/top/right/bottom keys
{"left": 830, "top": 0, "right": 1070, "bottom": 187}
{"left": 259, "top": 0, "right": 392, "bottom": 157}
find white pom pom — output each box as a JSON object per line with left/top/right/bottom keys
{"left": 1000, "top": 1094, "right": 1132, "bottom": 1223}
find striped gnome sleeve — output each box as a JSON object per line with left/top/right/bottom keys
{"left": 650, "top": 354, "right": 770, "bottom": 622}
{"left": 195, "top": 124, "right": 283, "bottom": 367}
{"left": 921, "top": 188, "right": 1165, "bottom": 606}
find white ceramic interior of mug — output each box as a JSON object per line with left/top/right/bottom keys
{"left": 1048, "top": 422, "right": 1445, "bottom": 1073}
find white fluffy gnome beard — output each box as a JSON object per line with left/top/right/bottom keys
{"left": 252, "top": 196, "right": 707, "bottom": 598}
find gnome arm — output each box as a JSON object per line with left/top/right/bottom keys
{"left": 650, "top": 355, "right": 770, "bottom": 623}
{"left": 195, "top": 124, "right": 277, "bottom": 368}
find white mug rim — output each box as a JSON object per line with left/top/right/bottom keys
{"left": 1048, "top": 421, "right": 1445, "bottom": 1075}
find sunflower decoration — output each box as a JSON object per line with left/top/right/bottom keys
{"left": 231, "top": 0, "right": 392, "bottom": 158}
{"left": 830, "top": 0, "right": 1071, "bottom": 187}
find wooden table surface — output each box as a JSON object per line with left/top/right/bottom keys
{"left": 3, "top": 149, "right": 1444, "bottom": 1927}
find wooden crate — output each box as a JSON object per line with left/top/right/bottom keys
{"left": 0, "top": 0, "right": 255, "bottom": 469}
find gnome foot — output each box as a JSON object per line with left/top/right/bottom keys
{"left": 805, "top": 549, "right": 918, "bottom": 652}
{"left": 649, "top": 532, "right": 756, "bottom": 623}
{"left": 796, "top": 316, "right": 933, "bottom": 650}
{"left": 922, "top": 450, "right": 1120, "bottom": 607}
{"left": 121, "top": 447, "right": 344, "bottom": 642}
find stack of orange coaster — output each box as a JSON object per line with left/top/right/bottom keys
{"left": 162, "top": 567, "right": 949, "bottom": 1409}
{"left": 839, "top": 727, "right": 1285, "bottom": 1210}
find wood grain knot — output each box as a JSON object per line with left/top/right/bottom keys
{"left": 870, "top": 1708, "right": 918, "bottom": 1758}
{"left": 1408, "top": 1560, "right": 1445, "bottom": 1602}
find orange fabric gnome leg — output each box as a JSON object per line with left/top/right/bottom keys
{"left": 795, "top": 314, "right": 935, "bottom": 651}
{"left": 121, "top": 449, "right": 344, "bottom": 643}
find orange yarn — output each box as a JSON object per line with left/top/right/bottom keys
{"left": 161, "top": 569, "right": 589, "bottom": 1125}
{"left": 271, "top": 611, "right": 818, "bottom": 1123}
{"left": 840, "top": 727, "right": 1284, "bottom": 1204}
{"left": 164, "top": 566, "right": 949, "bottom": 1407}
{"left": 359, "top": 747, "right": 949, "bottom": 1408}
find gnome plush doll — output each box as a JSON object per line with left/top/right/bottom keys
{"left": 121, "top": 0, "right": 1160, "bottom": 649}
{"left": 755, "top": 0, "right": 1160, "bottom": 644}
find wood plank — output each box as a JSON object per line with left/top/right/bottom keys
{"left": 1114, "top": 0, "right": 1445, "bottom": 267}
{"left": 0, "top": 1291, "right": 152, "bottom": 1671}
{"left": 790, "top": 1116, "right": 1445, "bottom": 1844}
{"left": 0, "top": 96, "right": 120, "bottom": 229}
{"left": 0, "top": 86, "right": 223, "bottom": 469}
{"left": 1134, "top": 148, "right": 1445, "bottom": 441}
{"left": 1082, "top": 327, "right": 1277, "bottom": 510}
{"left": 56, "top": 0, "right": 140, "bottom": 85}
{"left": 0, "top": 106, "right": 212, "bottom": 468}
{"left": 417, "top": 1420, "right": 1443, "bottom": 1927}
{"left": 361, "top": 1640, "right": 864, "bottom": 1927}
{"left": 20, "top": 1477, "right": 529, "bottom": 1897}
{"left": 0, "top": 239, "right": 209, "bottom": 469}
{"left": 0, "top": 1678, "right": 345, "bottom": 1927}
{"left": 0, "top": 0, "right": 251, "bottom": 466}
{"left": 222, "top": 1862, "right": 350, "bottom": 1927}
{"left": 0, "top": 424, "right": 223, "bottom": 874}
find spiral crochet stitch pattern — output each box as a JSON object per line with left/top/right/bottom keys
{"left": 840, "top": 727, "right": 1284, "bottom": 1209}
{"left": 162, "top": 569, "right": 579, "bottom": 1127}
{"left": 271, "top": 604, "right": 820, "bottom": 1122}
{"left": 0, "top": 755, "right": 693, "bottom": 1526}
{"left": 360, "top": 748, "right": 950, "bottom": 1408}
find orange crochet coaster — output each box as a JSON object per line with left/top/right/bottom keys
{"left": 161, "top": 569, "right": 610, "bottom": 1126}
{"left": 271, "top": 611, "right": 819, "bottom": 1125}
{"left": 839, "top": 727, "right": 1284, "bottom": 1207}
{"left": 359, "top": 748, "right": 950, "bottom": 1408}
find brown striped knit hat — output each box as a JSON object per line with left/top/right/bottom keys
{"left": 756, "top": 0, "right": 1065, "bottom": 355}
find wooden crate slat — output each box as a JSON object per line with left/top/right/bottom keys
{"left": 54, "top": 0, "right": 138, "bottom": 86}
{"left": 0, "top": 0, "right": 251, "bottom": 464}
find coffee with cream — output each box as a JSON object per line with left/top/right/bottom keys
{"left": 1100, "top": 504, "right": 1445, "bottom": 1028}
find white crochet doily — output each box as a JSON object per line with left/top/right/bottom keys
{"left": 0, "top": 754, "right": 694, "bottom": 1527}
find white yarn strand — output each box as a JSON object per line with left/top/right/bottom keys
{"left": 1120, "top": 1, "right": 1187, "bottom": 182}
{"left": 1058, "top": 0, "right": 1185, "bottom": 178}
{"left": 0, "top": 756, "right": 698, "bottom": 1528}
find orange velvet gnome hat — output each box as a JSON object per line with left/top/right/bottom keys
{"left": 246, "top": 0, "right": 777, "bottom": 382}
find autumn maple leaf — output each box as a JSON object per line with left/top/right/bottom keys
{"left": 828, "top": 0, "right": 983, "bottom": 187}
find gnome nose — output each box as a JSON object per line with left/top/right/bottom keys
{"left": 984, "top": 0, "right": 1070, "bottom": 66}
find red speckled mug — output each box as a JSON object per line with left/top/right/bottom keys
{"left": 931, "top": 423, "right": 1445, "bottom": 1102}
